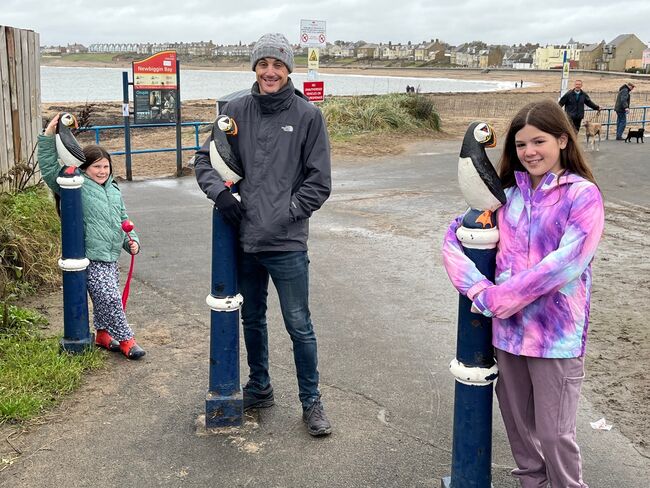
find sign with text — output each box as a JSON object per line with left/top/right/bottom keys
{"left": 559, "top": 50, "right": 570, "bottom": 97}
{"left": 133, "top": 51, "right": 178, "bottom": 124}
{"left": 303, "top": 81, "right": 324, "bottom": 102}
{"left": 308, "top": 48, "right": 320, "bottom": 70}
{"left": 133, "top": 50, "right": 177, "bottom": 89}
{"left": 300, "top": 19, "right": 326, "bottom": 48}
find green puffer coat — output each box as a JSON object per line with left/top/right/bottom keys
{"left": 38, "top": 134, "right": 139, "bottom": 262}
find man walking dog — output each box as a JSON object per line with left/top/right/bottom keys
{"left": 559, "top": 79, "right": 600, "bottom": 133}
{"left": 615, "top": 81, "right": 635, "bottom": 140}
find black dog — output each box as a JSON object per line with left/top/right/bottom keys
{"left": 625, "top": 128, "right": 645, "bottom": 143}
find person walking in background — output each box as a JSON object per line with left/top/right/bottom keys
{"left": 38, "top": 114, "right": 145, "bottom": 360}
{"left": 615, "top": 81, "right": 635, "bottom": 140}
{"left": 194, "top": 33, "right": 333, "bottom": 436}
{"left": 442, "top": 100, "right": 604, "bottom": 488}
{"left": 559, "top": 79, "right": 600, "bottom": 133}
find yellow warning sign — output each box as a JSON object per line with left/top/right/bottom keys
{"left": 308, "top": 48, "right": 319, "bottom": 70}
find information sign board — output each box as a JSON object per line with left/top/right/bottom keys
{"left": 300, "top": 19, "right": 326, "bottom": 48}
{"left": 132, "top": 51, "right": 178, "bottom": 124}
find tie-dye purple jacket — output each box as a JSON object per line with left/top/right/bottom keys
{"left": 442, "top": 171, "right": 604, "bottom": 358}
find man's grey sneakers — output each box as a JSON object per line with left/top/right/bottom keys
{"left": 243, "top": 383, "right": 275, "bottom": 411}
{"left": 302, "top": 398, "right": 332, "bottom": 436}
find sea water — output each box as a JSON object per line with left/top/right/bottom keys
{"left": 41, "top": 66, "right": 513, "bottom": 103}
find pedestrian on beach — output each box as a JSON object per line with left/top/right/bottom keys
{"left": 614, "top": 81, "right": 635, "bottom": 140}
{"left": 520, "top": 79, "right": 524, "bottom": 87}
{"left": 38, "top": 114, "right": 145, "bottom": 360}
{"left": 559, "top": 79, "right": 601, "bottom": 133}
{"left": 442, "top": 100, "right": 604, "bottom": 488}
{"left": 194, "top": 33, "right": 333, "bottom": 436}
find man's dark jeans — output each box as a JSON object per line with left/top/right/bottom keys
{"left": 239, "top": 250, "right": 320, "bottom": 409}
{"left": 616, "top": 111, "right": 627, "bottom": 139}
{"left": 570, "top": 117, "right": 582, "bottom": 133}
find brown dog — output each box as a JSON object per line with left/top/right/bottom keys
{"left": 583, "top": 120, "right": 601, "bottom": 151}
{"left": 625, "top": 127, "right": 645, "bottom": 143}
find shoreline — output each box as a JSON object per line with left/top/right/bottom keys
{"left": 41, "top": 57, "right": 648, "bottom": 94}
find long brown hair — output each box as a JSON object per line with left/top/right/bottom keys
{"left": 81, "top": 145, "right": 112, "bottom": 172}
{"left": 498, "top": 100, "right": 597, "bottom": 188}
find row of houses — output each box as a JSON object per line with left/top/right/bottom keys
{"left": 41, "top": 34, "right": 650, "bottom": 71}
{"left": 43, "top": 41, "right": 216, "bottom": 56}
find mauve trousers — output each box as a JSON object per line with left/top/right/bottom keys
{"left": 495, "top": 348, "right": 589, "bottom": 488}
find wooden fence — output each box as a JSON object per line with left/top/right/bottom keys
{"left": 0, "top": 25, "right": 41, "bottom": 191}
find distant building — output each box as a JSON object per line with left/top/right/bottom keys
{"left": 326, "top": 43, "right": 342, "bottom": 57}
{"left": 89, "top": 41, "right": 215, "bottom": 56}
{"left": 598, "top": 34, "right": 647, "bottom": 71}
{"left": 340, "top": 43, "right": 357, "bottom": 57}
{"left": 41, "top": 45, "right": 66, "bottom": 55}
{"left": 414, "top": 39, "right": 446, "bottom": 62}
{"left": 479, "top": 46, "right": 504, "bottom": 68}
{"left": 66, "top": 43, "right": 88, "bottom": 54}
{"left": 215, "top": 43, "right": 253, "bottom": 57}
{"left": 534, "top": 40, "right": 583, "bottom": 70}
{"left": 357, "top": 43, "right": 380, "bottom": 59}
{"left": 643, "top": 48, "right": 650, "bottom": 72}
{"left": 578, "top": 41, "right": 605, "bottom": 70}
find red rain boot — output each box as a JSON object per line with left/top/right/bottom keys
{"left": 95, "top": 329, "right": 120, "bottom": 351}
{"left": 119, "top": 338, "right": 146, "bottom": 360}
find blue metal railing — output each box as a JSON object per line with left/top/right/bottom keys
{"left": 76, "top": 121, "right": 211, "bottom": 156}
{"left": 585, "top": 106, "right": 648, "bottom": 140}
{"left": 74, "top": 106, "right": 649, "bottom": 158}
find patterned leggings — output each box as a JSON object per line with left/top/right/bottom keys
{"left": 86, "top": 261, "right": 133, "bottom": 341}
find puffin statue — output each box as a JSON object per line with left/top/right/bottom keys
{"left": 55, "top": 113, "right": 86, "bottom": 167}
{"left": 458, "top": 122, "right": 506, "bottom": 227}
{"left": 209, "top": 114, "right": 243, "bottom": 188}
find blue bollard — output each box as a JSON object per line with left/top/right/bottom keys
{"left": 442, "top": 209, "right": 499, "bottom": 488}
{"left": 57, "top": 166, "right": 92, "bottom": 354}
{"left": 205, "top": 191, "right": 243, "bottom": 428}
{"left": 443, "top": 121, "right": 505, "bottom": 488}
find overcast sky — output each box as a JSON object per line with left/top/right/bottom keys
{"left": 3, "top": 0, "right": 650, "bottom": 48}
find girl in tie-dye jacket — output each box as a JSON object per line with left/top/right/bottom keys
{"left": 442, "top": 100, "right": 604, "bottom": 488}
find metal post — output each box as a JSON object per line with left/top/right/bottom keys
{"left": 205, "top": 194, "right": 243, "bottom": 427}
{"left": 122, "top": 71, "right": 133, "bottom": 181}
{"left": 175, "top": 60, "right": 182, "bottom": 177}
{"left": 57, "top": 166, "right": 92, "bottom": 353}
{"left": 559, "top": 50, "right": 569, "bottom": 98}
{"left": 442, "top": 209, "right": 499, "bottom": 488}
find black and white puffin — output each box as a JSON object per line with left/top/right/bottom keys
{"left": 55, "top": 113, "right": 86, "bottom": 167}
{"left": 458, "top": 122, "right": 506, "bottom": 221}
{"left": 209, "top": 114, "right": 243, "bottom": 187}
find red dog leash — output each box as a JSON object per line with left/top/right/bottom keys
{"left": 121, "top": 219, "right": 136, "bottom": 310}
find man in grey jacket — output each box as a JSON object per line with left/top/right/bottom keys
{"left": 194, "top": 33, "right": 332, "bottom": 436}
{"left": 614, "top": 81, "right": 634, "bottom": 140}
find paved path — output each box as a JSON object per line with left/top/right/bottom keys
{"left": 1, "top": 137, "right": 648, "bottom": 487}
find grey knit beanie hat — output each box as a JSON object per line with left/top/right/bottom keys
{"left": 251, "top": 33, "right": 294, "bottom": 73}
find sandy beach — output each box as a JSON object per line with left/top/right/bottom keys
{"left": 40, "top": 65, "right": 649, "bottom": 176}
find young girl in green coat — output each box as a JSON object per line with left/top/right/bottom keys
{"left": 39, "top": 114, "right": 145, "bottom": 359}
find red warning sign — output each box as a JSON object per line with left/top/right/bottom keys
{"left": 303, "top": 81, "right": 324, "bottom": 102}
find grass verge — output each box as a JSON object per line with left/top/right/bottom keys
{"left": 0, "top": 305, "right": 104, "bottom": 423}
{"left": 321, "top": 93, "right": 441, "bottom": 142}
{"left": 0, "top": 184, "right": 61, "bottom": 299}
